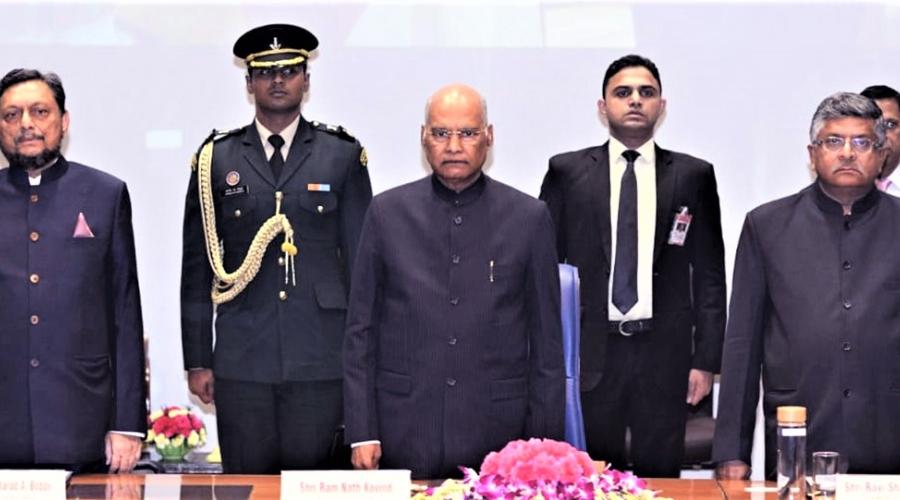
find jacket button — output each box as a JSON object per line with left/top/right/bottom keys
{"left": 450, "top": 297, "right": 459, "bottom": 306}
{"left": 446, "top": 378, "right": 456, "bottom": 387}
{"left": 29, "top": 274, "right": 40, "bottom": 284}
{"left": 448, "top": 337, "right": 458, "bottom": 346}
{"left": 30, "top": 358, "right": 40, "bottom": 368}
{"left": 234, "top": 209, "right": 242, "bottom": 218}
{"left": 30, "top": 315, "right": 39, "bottom": 325}
{"left": 317, "top": 205, "right": 324, "bottom": 214}
{"left": 278, "top": 256, "right": 285, "bottom": 266}
{"left": 842, "top": 342, "right": 852, "bottom": 351}
{"left": 451, "top": 255, "right": 460, "bottom": 264}
{"left": 30, "top": 194, "right": 39, "bottom": 203}
{"left": 843, "top": 389, "right": 851, "bottom": 398}
{"left": 842, "top": 301, "right": 852, "bottom": 310}
{"left": 453, "top": 216, "right": 463, "bottom": 225}
{"left": 842, "top": 261, "right": 852, "bottom": 270}
{"left": 30, "top": 231, "right": 39, "bottom": 242}
{"left": 279, "top": 291, "right": 287, "bottom": 301}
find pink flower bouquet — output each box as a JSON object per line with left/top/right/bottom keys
{"left": 413, "top": 438, "right": 671, "bottom": 500}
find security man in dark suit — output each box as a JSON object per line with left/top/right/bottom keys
{"left": 181, "top": 24, "right": 372, "bottom": 473}
{"left": 540, "top": 54, "right": 726, "bottom": 477}
{"left": 0, "top": 68, "right": 146, "bottom": 472}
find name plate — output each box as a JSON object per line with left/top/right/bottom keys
{"left": 837, "top": 474, "right": 900, "bottom": 499}
{"left": 281, "top": 470, "right": 411, "bottom": 500}
{"left": 0, "top": 470, "right": 67, "bottom": 500}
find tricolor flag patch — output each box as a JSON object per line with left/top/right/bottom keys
{"left": 307, "top": 183, "right": 331, "bottom": 192}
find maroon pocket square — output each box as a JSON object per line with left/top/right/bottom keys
{"left": 72, "top": 211, "right": 95, "bottom": 238}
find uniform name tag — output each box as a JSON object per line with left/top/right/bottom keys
{"left": 281, "top": 470, "right": 410, "bottom": 500}
{"left": 0, "top": 470, "right": 67, "bottom": 500}
{"left": 222, "top": 185, "right": 249, "bottom": 197}
{"left": 668, "top": 206, "right": 692, "bottom": 246}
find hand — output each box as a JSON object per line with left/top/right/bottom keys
{"left": 188, "top": 369, "right": 215, "bottom": 404}
{"left": 351, "top": 443, "right": 382, "bottom": 470}
{"left": 716, "top": 460, "right": 751, "bottom": 480}
{"left": 105, "top": 433, "right": 142, "bottom": 473}
{"left": 686, "top": 368, "right": 713, "bottom": 405}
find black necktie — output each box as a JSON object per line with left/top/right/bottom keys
{"left": 613, "top": 149, "right": 640, "bottom": 315}
{"left": 268, "top": 134, "right": 285, "bottom": 180}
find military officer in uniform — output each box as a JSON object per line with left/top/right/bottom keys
{"left": 180, "top": 24, "right": 372, "bottom": 473}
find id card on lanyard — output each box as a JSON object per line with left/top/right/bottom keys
{"left": 668, "top": 206, "right": 692, "bottom": 246}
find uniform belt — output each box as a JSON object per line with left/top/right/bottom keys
{"left": 608, "top": 318, "right": 653, "bottom": 337}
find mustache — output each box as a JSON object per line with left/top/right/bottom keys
{"left": 16, "top": 132, "right": 44, "bottom": 143}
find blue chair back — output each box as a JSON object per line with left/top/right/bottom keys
{"left": 559, "top": 264, "right": 586, "bottom": 450}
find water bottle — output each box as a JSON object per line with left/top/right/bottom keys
{"left": 776, "top": 406, "right": 807, "bottom": 499}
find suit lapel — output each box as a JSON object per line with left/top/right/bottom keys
{"left": 241, "top": 124, "right": 276, "bottom": 187}
{"left": 592, "top": 143, "right": 613, "bottom": 267}
{"left": 278, "top": 118, "right": 313, "bottom": 188}
{"left": 653, "top": 145, "right": 676, "bottom": 263}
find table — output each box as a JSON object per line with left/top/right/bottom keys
{"left": 67, "top": 474, "right": 778, "bottom": 499}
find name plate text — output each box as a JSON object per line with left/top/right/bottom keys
{"left": 281, "top": 469, "right": 411, "bottom": 500}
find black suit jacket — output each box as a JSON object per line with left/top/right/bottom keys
{"left": 343, "top": 175, "right": 565, "bottom": 479}
{"left": 713, "top": 185, "right": 900, "bottom": 474}
{"left": 540, "top": 142, "right": 726, "bottom": 394}
{"left": 0, "top": 158, "right": 146, "bottom": 464}
{"left": 181, "top": 118, "right": 372, "bottom": 382}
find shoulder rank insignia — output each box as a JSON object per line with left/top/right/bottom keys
{"left": 311, "top": 120, "right": 357, "bottom": 142}
{"left": 360, "top": 147, "right": 368, "bottom": 168}
{"left": 190, "top": 127, "right": 244, "bottom": 171}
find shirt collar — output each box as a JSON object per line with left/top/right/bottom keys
{"left": 431, "top": 172, "right": 487, "bottom": 205}
{"left": 255, "top": 115, "right": 301, "bottom": 152}
{"left": 609, "top": 136, "right": 655, "bottom": 166}
{"left": 886, "top": 165, "right": 900, "bottom": 185}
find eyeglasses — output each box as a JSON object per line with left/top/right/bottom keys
{"left": 250, "top": 65, "right": 304, "bottom": 80}
{"left": 428, "top": 127, "right": 485, "bottom": 143}
{"left": 813, "top": 135, "right": 879, "bottom": 153}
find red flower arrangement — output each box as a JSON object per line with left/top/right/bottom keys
{"left": 146, "top": 406, "right": 206, "bottom": 460}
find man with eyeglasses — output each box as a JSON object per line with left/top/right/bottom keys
{"left": 540, "top": 54, "right": 726, "bottom": 477}
{"left": 713, "top": 92, "right": 900, "bottom": 478}
{"left": 861, "top": 85, "right": 900, "bottom": 197}
{"left": 180, "top": 24, "right": 372, "bottom": 473}
{"left": 343, "top": 83, "right": 565, "bottom": 479}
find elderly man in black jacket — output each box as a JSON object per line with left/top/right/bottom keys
{"left": 343, "top": 83, "right": 565, "bottom": 479}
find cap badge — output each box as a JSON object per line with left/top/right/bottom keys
{"left": 270, "top": 37, "right": 281, "bottom": 50}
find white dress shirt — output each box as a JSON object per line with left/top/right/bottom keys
{"left": 255, "top": 115, "right": 300, "bottom": 162}
{"left": 878, "top": 168, "right": 900, "bottom": 197}
{"left": 607, "top": 137, "right": 656, "bottom": 321}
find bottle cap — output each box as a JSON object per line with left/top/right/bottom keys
{"left": 777, "top": 406, "right": 807, "bottom": 424}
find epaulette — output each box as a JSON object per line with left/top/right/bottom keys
{"left": 190, "top": 127, "right": 244, "bottom": 171}
{"left": 310, "top": 120, "right": 368, "bottom": 168}
{"left": 311, "top": 120, "right": 357, "bottom": 142}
